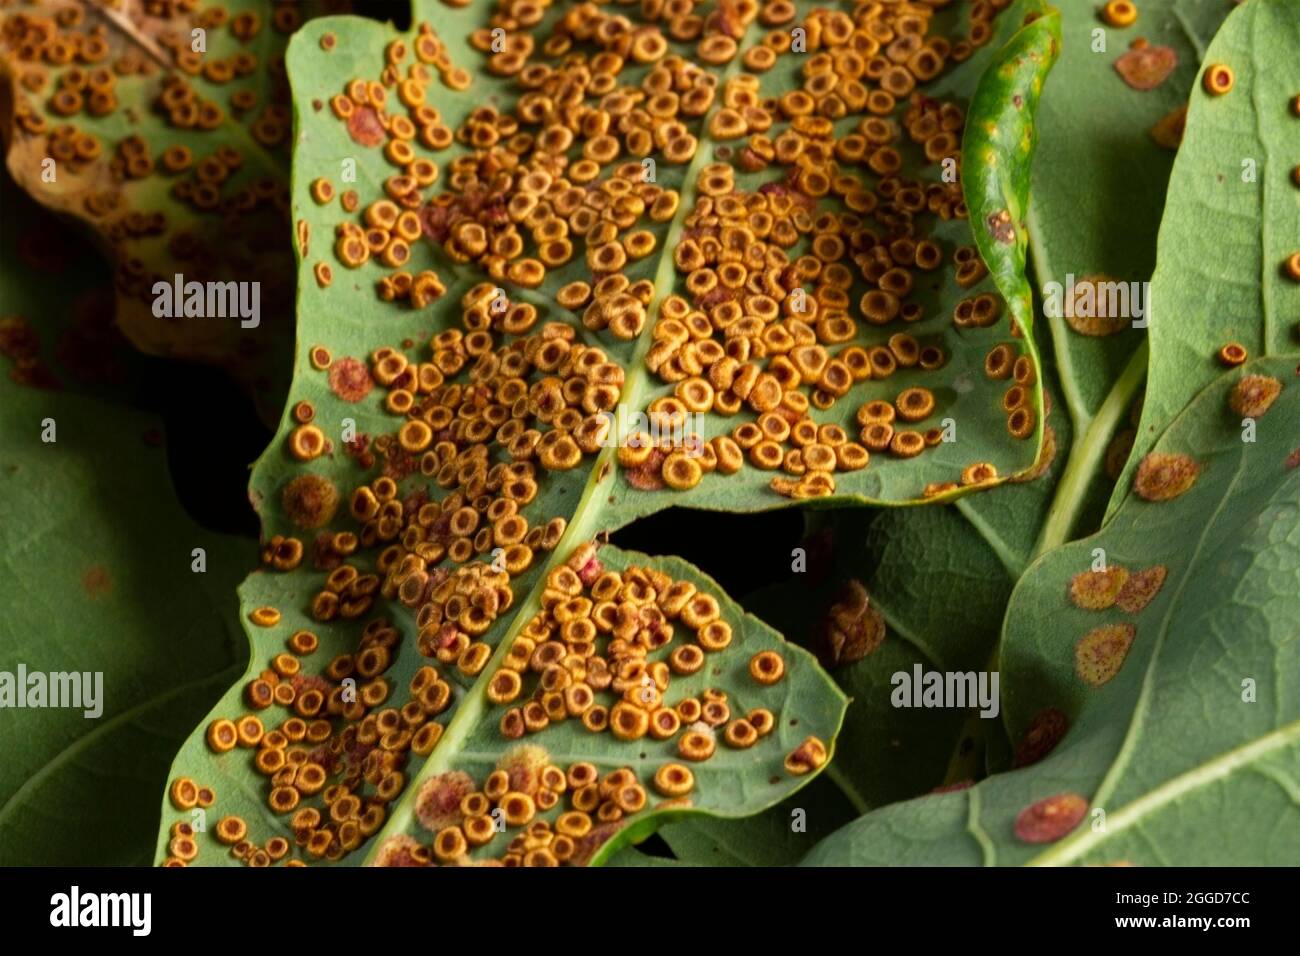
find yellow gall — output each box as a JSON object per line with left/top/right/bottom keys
{"left": 1100, "top": 0, "right": 1137, "bottom": 28}
{"left": 784, "top": 736, "right": 828, "bottom": 775}
{"left": 1202, "top": 63, "right": 1234, "bottom": 96}
{"left": 169, "top": 777, "right": 199, "bottom": 810}
{"left": 653, "top": 763, "right": 695, "bottom": 797}
{"left": 1217, "top": 342, "right": 1247, "bottom": 367}
{"left": 215, "top": 815, "right": 248, "bottom": 845}
{"left": 248, "top": 606, "right": 281, "bottom": 627}
{"left": 749, "top": 650, "right": 785, "bottom": 684}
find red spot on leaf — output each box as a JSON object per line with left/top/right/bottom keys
{"left": 1015, "top": 793, "right": 1088, "bottom": 844}
{"left": 576, "top": 552, "right": 603, "bottom": 586}
{"left": 625, "top": 448, "right": 667, "bottom": 490}
{"left": 418, "top": 201, "right": 454, "bottom": 242}
{"left": 1013, "top": 708, "right": 1069, "bottom": 768}
{"left": 986, "top": 209, "right": 1015, "bottom": 244}
{"left": 81, "top": 565, "right": 112, "bottom": 599}
{"left": 347, "top": 105, "right": 386, "bottom": 147}
{"left": 1114, "top": 46, "right": 1178, "bottom": 91}
{"left": 328, "top": 357, "right": 373, "bottom": 402}
{"left": 373, "top": 835, "right": 426, "bottom": 867}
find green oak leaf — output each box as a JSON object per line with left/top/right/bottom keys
{"left": 802, "top": 355, "right": 1300, "bottom": 866}
{"left": 159, "top": 543, "right": 846, "bottom": 866}
{"left": 153, "top": 0, "right": 1058, "bottom": 866}
{"left": 1111, "top": 0, "right": 1300, "bottom": 509}
{"left": 0, "top": 0, "right": 345, "bottom": 421}
{"left": 649, "top": 6, "right": 1091, "bottom": 863}
{"left": 802, "top": 0, "right": 1300, "bottom": 865}
{"left": 660, "top": 363, "right": 1073, "bottom": 864}
{"left": 1029, "top": 0, "right": 1230, "bottom": 417}
{"left": 600, "top": 0, "right": 1059, "bottom": 517}
{"left": 654, "top": 0, "right": 1251, "bottom": 861}
{"left": 1027, "top": 0, "right": 1231, "bottom": 547}
{"left": 0, "top": 170, "right": 249, "bottom": 865}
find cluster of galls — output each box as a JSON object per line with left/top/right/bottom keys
{"left": 483, "top": 545, "right": 824, "bottom": 775}
{"left": 185, "top": 613, "right": 462, "bottom": 864}
{"left": 383, "top": 744, "right": 663, "bottom": 866}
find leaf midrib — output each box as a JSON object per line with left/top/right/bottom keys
{"left": 1029, "top": 715, "right": 1300, "bottom": 866}
{"left": 358, "top": 18, "right": 764, "bottom": 863}
{"left": 1089, "top": 446, "right": 1251, "bottom": 814}
{"left": 1026, "top": 356, "right": 1299, "bottom": 864}
{"left": 1029, "top": 3, "right": 1298, "bottom": 865}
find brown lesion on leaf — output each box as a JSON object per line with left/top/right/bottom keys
{"left": 569, "top": 820, "right": 625, "bottom": 867}
{"left": 327, "top": 356, "right": 373, "bottom": 402}
{"left": 1115, "top": 565, "right": 1167, "bottom": 613}
{"left": 1069, "top": 565, "right": 1130, "bottom": 610}
{"left": 1075, "top": 623, "right": 1136, "bottom": 687}
{"left": 414, "top": 769, "right": 475, "bottom": 833}
{"left": 1014, "top": 792, "right": 1088, "bottom": 844}
{"left": 1150, "top": 103, "right": 1188, "bottom": 150}
{"left": 1134, "top": 452, "right": 1200, "bottom": 502}
{"left": 818, "top": 580, "right": 885, "bottom": 667}
{"left": 0, "top": 315, "right": 59, "bottom": 387}
{"left": 1228, "top": 375, "right": 1282, "bottom": 419}
{"left": 985, "top": 208, "right": 1015, "bottom": 244}
{"left": 498, "top": 743, "right": 550, "bottom": 797}
{"left": 1114, "top": 45, "right": 1178, "bottom": 91}
{"left": 623, "top": 446, "right": 667, "bottom": 490}
{"left": 1013, "top": 708, "right": 1069, "bottom": 768}
{"left": 346, "top": 105, "right": 386, "bottom": 147}
{"left": 370, "top": 834, "right": 428, "bottom": 867}
{"left": 281, "top": 474, "right": 340, "bottom": 530}
{"left": 81, "top": 564, "right": 112, "bottom": 599}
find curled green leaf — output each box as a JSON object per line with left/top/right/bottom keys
{"left": 156, "top": 0, "right": 1060, "bottom": 867}
{"left": 800, "top": 0, "right": 1300, "bottom": 865}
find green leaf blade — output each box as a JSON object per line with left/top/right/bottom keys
{"left": 798, "top": 0, "right": 1300, "bottom": 857}
{"left": 159, "top": 0, "right": 1063, "bottom": 867}
{"left": 1114, "top": 0, "right": 1300, "bottom": 511}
